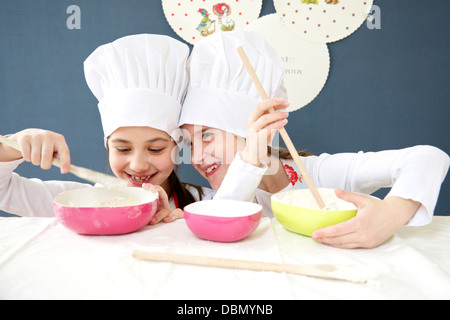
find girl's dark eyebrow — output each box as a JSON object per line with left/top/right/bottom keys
{"left": 109, "top": 138, "right": 130, "bottom": 144}
{"left": 110, "top": 137, "right": 170, "bottom": 144}
{"left": 146, "top": 137, "right": 170, "bottom": 143}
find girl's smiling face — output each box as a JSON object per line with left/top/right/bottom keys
{"left": 107, "top": 126, "right": 176, "bottom": 191}
{"left": 181, "top": 124, "right": 245, "bottom": 190}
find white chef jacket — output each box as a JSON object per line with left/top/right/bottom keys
{"left": 217, "top": 145, "right": 450, "bottom": 226}
{"left": 1, "top": 145, "right": 449, "bottom": 224}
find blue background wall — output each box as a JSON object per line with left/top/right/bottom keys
{"left": 1, "top": 0, "right": 449, "bottom": 217}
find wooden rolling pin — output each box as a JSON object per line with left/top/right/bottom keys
{"left": 236, "top": 47, "right": 326, "bottom": 209}
{"left": 132, "top": 250, "right": 374, "bottom": 284}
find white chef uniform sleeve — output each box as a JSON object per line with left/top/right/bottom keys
{"left": 213, "top": 152, "right": 268, "bottom": 202}
{"left": 303, "top": 145, "right": 449, "bottom": 226}
{"left": 0, "top": 159, "right": 91, "bottom": 217}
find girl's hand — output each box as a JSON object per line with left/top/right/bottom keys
{"left": 143, "top": 183, "right": 184, "bottom": 225}
{"left": 1, "top": 129, "right": 71, "bottom": 173}
{"left": 312, "top": 188, "right": 421, "bottom": 249}
{"left": 243, "top": 98, "right": 289, "bottom": 167}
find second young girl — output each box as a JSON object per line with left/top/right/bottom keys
{"left": 179, "top": 30, "right": 450, "bottom": 249}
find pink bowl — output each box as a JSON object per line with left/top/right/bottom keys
{"left": 53, "top": 187, "right": 158, "bottom": 235}
{"left": 184, "top": 200, "right": 263, "bottom": 242}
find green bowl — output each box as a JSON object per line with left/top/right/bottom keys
{"left": 271, "top": 189, "right": 357, "bottom": 237}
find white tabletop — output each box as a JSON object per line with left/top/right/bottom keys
{"left": 1, "top": 215, "right": 449, "bottom": 300}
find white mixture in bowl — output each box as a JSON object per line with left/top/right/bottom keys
{"left": 67, "top": 197, "right": 140, "bottom": 207}
{"left": 272, "top": 188, "right": 357, "bottom": 211}
{"left": 87, "top": 197, "right": 140, "bottom": 207}
{"left": 56, "top": 187, "right": 159, "bottom": 208}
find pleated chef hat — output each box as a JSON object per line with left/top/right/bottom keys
{"left": 179, "top": 30, "right": 287, "bottom": 138}
{"left": 84, "top": 34, "right": 189, "bottom": 145}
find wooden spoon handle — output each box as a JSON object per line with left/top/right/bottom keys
{"left": 236, "top": 47, "right": 326, "bottom": 209}
{"left": 132, "top": 250, "right": 371, "bottom": 283}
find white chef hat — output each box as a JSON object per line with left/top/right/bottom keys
{"left": 178, "top": 30, "right": 287, "bottom": 138}
{"left": 84, "top": 34, "right": 189, "bottom": 145}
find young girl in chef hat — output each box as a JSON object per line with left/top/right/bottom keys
{"left": 0, "top": 34, "right": 210, "bottom": 223}
{"left": 179, "top": 30, "right": 450, "bottom": 249}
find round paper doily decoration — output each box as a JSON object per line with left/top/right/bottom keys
{"left": 162, "top": 0, "right": 263, "bottom": 45}
{"left": 246, "top": 14, "right": 329, "bottom": 111}
{"left": 273, "top": 0, "right": 373, "bottom": 43}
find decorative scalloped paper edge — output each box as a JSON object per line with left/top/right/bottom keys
{"left": 162, "top": 0, "right": 263, "bottom": 45}
{"left": 246, "top": 14, "right": 330, "bottom": 111}
{"left": 273, "top": 0, "right": 374, "bottom": 43}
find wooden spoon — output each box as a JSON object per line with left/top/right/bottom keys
{"left": 236, "top": 47, "right": 326, "bottom": 209}
{"left": 132, "top": 250, "right": 375, "bottom": 283}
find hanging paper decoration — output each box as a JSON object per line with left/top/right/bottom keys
{"left": 162, "top": 0, "right": 263, "bottom": 45}
{"left": 273, "top": 0, "right": 373, "bottom": 43}
{"left": 246, "top": 14, "right": 330, "bottom": 111}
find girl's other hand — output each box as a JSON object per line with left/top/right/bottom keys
{"left": 312, "top": 188, "right": 420, "bottom": 249}
{"left": 4, "top": 129, "right": 71, "bottom": 173}
{"left": 143, "top": 183, "right": 184, "bottom": 225}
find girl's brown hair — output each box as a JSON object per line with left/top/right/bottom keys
{"left": 168, "top": 167, "right": 204, "bottom": 209}
{"left": 268, "top": 146, "right": 311, "bottom": 159}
